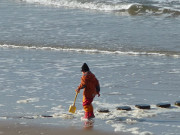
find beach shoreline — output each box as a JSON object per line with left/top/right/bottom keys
{"left": 0, "top": 120, "right": 130, "bottom": 135}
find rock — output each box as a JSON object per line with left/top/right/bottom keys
{"left": 41, "top": 115, "right": 53, "bottom": 118}
{"left": 156, "top": 103, "right": 171, "bottom": 108}
{"left": 175, "top": 101, "right": 180, "bottom": 107}
{"left": 97, "top": 108, "right": 110, "bottom": 113}
{"left": 116, "top": 106, "right": 131, "bottom": 111}
{"left": 135, "top": 104, "right": 151, "bottom": 109}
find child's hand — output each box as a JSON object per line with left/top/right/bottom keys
{"left": 75, "top": 89, "right": 80, "bottom": 93}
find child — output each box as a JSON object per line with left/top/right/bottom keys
{"left": 75, "top": 63, "right": 100, "bottom": 119}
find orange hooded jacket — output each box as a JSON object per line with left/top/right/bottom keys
{"left": 77, "top": 71, "right": 100, "bottom": 99}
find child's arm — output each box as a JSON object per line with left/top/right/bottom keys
{"left": 96, "top": 78, "right": 100, "bottom": 97}
{"left": 75, "top": 76, "right": 86, "bottom": 93}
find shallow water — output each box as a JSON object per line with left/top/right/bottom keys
{"left": 0, "top": 47, "right": 180, "bottom": 134}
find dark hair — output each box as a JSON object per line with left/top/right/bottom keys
{"left": 81, "top": 63, "right": 89, "bottom": 72}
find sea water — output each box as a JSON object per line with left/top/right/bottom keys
{"left": 0, "top": 0, "right": 180, "bottom": 135}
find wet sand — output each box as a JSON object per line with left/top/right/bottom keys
{"left": 0, "top": 121, "right": 130, "bottom": 135}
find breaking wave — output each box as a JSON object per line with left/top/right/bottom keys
{"left": 1, "top": 44, "right": 180, "bottom": 58}
{"left": 20, "top": 0, "right": 180, "bottom": 16}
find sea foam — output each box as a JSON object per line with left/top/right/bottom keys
{"left": 20, "top": 0, "right": 180, "bottom": 16}
{"left": 1, "top": 44, "right": 180, "bottom": 58}
{"left": 17, "top": 98, "right": 39, "bottom": 104}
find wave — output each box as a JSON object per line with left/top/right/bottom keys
{"left": 20, "top": 0, "right": 180, "bottom": 16}
{"left": 1, "top": 44, "right": 180, "bottom": 58}
{"left": 127, "top": 4, "right": 180, "bottom": 16}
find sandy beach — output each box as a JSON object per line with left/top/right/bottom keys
{"left": 0, "top": 120, "right": 130, "bottom": 135}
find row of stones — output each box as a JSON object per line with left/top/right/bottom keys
{"left": 97, "top": 101, "right": 180, "bottom": 113}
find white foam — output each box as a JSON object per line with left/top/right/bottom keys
{"left": 131, "top": 109, "right": 157, "bottom": 119}
{"left": 0, "top": 117, "right": 7, "bottom": 120}
{"left": 108, "top": 92, "right": 122, "bottom": 95}
{"left": 20, "top": 0, "right": 180, "bottom": 16}
{"left": 52, "top": 113, "right": 74, "bottom": 119}
{"left": 21, "top": 0, "right": 132, "bottom": 12}
{"left": 94, "top": 101, "right": 180, "bottom": 134}
{"left": 168, "top": 69, "right": 180, "bottom": 74}
{"left": 152, "top": 82, "right": 159, "bottom": 85}
{"left": 1, "top": 44, "right": 179, "bottom": 58}
{"left": 127, "top": 127, "right": 140, "bottom": 134}
{"left": 113, "top": 123, "right": 154, "bottom": 134}
{"left": 52, "top": 108, "right": 84, "bottom": 119}
{"left": 35, "top": 105, "right": 48, "bottom": 108}
{"left": 0, "top": 104, "right": 4, "bottom": 107}
{"left": 51, "top": 105, "right": 64, "bottom": 111}
{"left": 16, "top": 98, "right": 39, "bottom": 104}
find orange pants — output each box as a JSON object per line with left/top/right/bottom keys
{"left": 83, "top": 96, "right": 93, "bottom": 112}
{"left": 82, "top": 96, "right": 94, "bottom": 118}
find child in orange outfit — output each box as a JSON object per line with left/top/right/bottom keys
{"left": 76, "top": 63, "right": 100, "bottom": 119}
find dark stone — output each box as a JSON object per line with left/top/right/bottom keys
{"left": 135, "top": 104, "right": 151, "bottom": 109}
{"left": 116, "top": 106, "right": 131, "bottom": 111}
{"left": 97, "top": 108, "right": 110, "bottom": 113}
{"left": 18, "top": 116, "right": 34, "bottom": 119}
{"left": 41, "top": 115, "right": 53, "bottom": 118}
{"left": 156, "top": 103, "right": 171, "bottom": 108}
{"left": 175, "top": 101, "right": 180, "bottom": 107}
